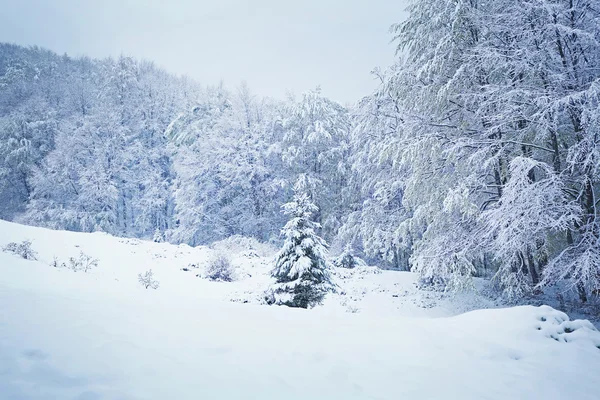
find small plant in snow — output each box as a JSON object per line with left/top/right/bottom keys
{"left": 68, "top": 251, "right": 98, "bottom": 272}
{"left": 346, "top": 305, "right": 360, "bottom": 314}
{"left": 205, "top": 253, "right": 235, "bottom": 282}
{"left": 51, "top": 256, "right": 66, "bottom": 268}
{"left": 138, "top": 269, "right": 160, "bottom": 289}
{"left": 2, "top": 240, "right": 37, "bottom": 260}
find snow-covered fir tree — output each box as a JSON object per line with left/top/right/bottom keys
{"left": 153, "top": 228, "right": 164, "bottom": 243}
{"left": 268, "top": 178, "right": 334, "bottom": 308}
{"left": 333, "top": 243, "right": 365, "bottom": 269}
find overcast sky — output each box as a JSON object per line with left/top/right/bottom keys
{"left": 0, "top": 0, "right": 409, "bottom": 103}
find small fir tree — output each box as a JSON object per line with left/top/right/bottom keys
{"left": 269, "top": 185, "right": 334, "bottom": 308}
{"left": 334, "top": 243, "right": 363, "bottom": 269}
{"left": 153, "top": 228, "right": 164, "bottom": 243}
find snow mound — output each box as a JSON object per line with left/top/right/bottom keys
{"left": 535, "top": 306, "right": 600, "bottom": 348}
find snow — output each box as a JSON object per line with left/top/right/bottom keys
{"left": 1, "top": 220, "right": 599, "bottom": 399}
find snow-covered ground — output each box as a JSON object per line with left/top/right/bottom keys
{"left": 1, "top": 220, "right": 599, "bottom": 399}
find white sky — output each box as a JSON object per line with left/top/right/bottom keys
{"left": 0, "top": 0, "right": 409, "bottom": 103}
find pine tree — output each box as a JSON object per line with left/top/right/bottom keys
{"left": 269, "top": 180, "right": 334, "bottom": 308}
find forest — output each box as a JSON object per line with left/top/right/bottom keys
{"left": 1, "top": 0, "right": 599, "bottom": 305}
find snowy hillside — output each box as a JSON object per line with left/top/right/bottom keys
{"left": 1, "top": 220, "right": 599, "bottom": 399}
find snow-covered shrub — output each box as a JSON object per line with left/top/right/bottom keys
{"left": 3, "top": 242, "right": 18, "bottom": 253}
{"left": 534, "top": 306, "right": 600, "bottom": 349}
{"left": 2, "top": 240, "right": 37, "bottom": 260}
{"left": 68, "top": 251, "right": 98, "bottom": 272}
{"left": 138, "top": 269, "right": 160, "bottom": 289}
{"left": 153, "top": 228, "right": 164, "bottom": 243}
{"left": 333, "top": 244, "right": 366, "bottom": 269}
{"left": 268, "top": 184, "right": 335, "bottom": 309}
{"left": 205, "top": 253, "right": 235, "bottom": 282}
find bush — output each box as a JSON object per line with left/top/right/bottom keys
{"left": 2, "top": 240, "right": 37, "bottom": 260}
{"left": 334, "top": 252, "right": 357, "bottom": 269}
{"left": 68, "top": 251, "right": 98, "bottom": 272}
{"left": 138, "top": 269, "right": 160, "bottom": 289}
{"left": 205, "top": 253, "right": 235, "bottom": 282}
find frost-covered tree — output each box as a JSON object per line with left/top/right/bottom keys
{"left": 167, "top": 84, "right": 287, "bottom": 245}
{"left": 0, "top": 44, "right": 198, "bottom": 238}
{"left": 340, "top": 70, "right": 413, "bottom": 269}
{"left": 269, "top": 180, "right": 334, "bottom": 308}
{"left": 282, "top": 88, "right": 351, "bottom": 239}
{"left": 479, "top": 158, "right": 580, "bottom": 298}
{"left": 0, "top": 60, "right": 58, "bottom": 218}
{"left": 25, "top": 113, "right": 124, "bottom": 233}
{"left": 345, "top": 0, "right": 486, "bottom": 277}
{"left": 348, "top": 0, "right": 600, "bottom": 300}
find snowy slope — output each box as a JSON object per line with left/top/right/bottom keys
{"left": 1, "top": 220, "right": 599, "bottom": 400}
